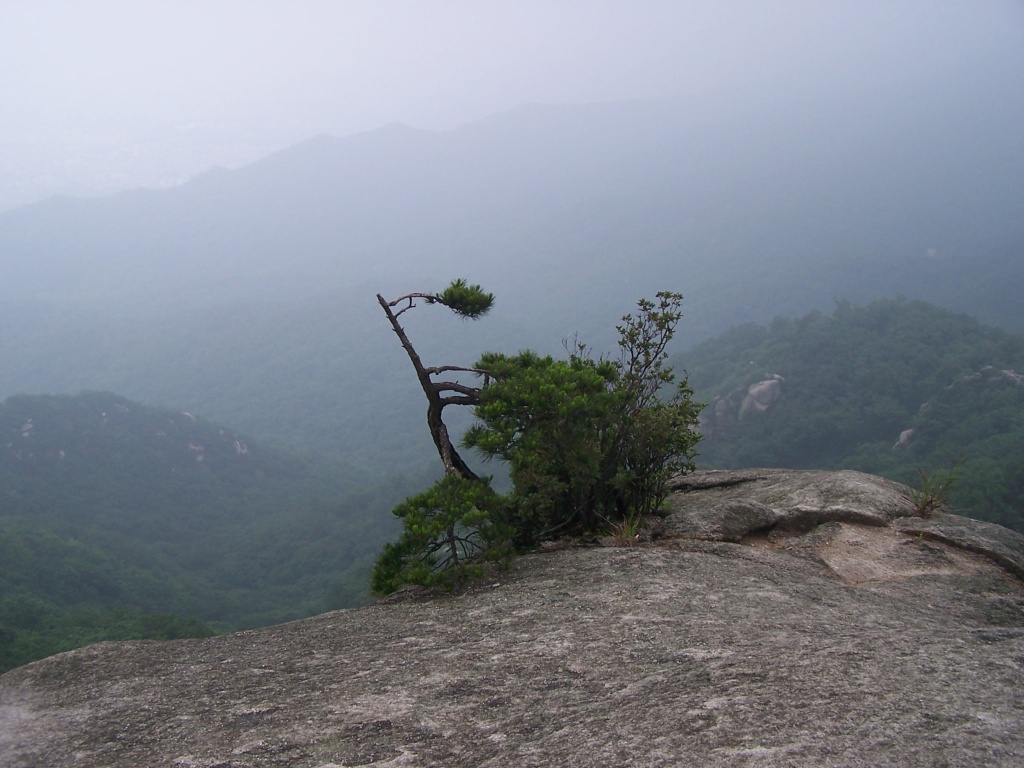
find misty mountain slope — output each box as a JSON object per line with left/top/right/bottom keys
{"left": 682, "top": 298, "right": 1024, "bottom": 531}
{"left": 0, "top": 59, "right": 1020, "bottom": 324}
{"left": 0, "top": 289, "right": 531, "bottom": 468}
{"left": 0, "top": 60, "right": 1020, "bottom": 468}
{"left": 0, "top": 521, "right": 221, "bottom": 674}
{"left": 0, "top": 391, "right": 405, "bottom": 630}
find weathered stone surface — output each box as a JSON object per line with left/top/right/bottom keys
{"left": 665, "top": 468, "right": 919, "bottom": 534}
{"left": 2, "top": 470, "right": 1023, "bottom": 768}
{"left": 737, "top": 376, "right": 784, "bottom": 420}
{"left": 661, "top": 499, "right": 777, "bottom": 541}
{"left": 702, "top": 375, "right": 786, "bottom": 436}
{"left": 895, "top": 512, "right": 1024, "bottom": 581}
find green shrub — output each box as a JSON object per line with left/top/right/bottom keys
{"left": 910, "top": 458, "right": 966, "bottom": 518}
{"left": 465, "top": 292, "right": 702, "bottom": 543}
{"left": 370, "top": 476, "right": 511, "bottom": 595}
{"left": 371, "top": 290, "right": 702, "bottom": 595}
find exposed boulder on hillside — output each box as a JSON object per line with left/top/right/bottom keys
{"left": 894, "top": 426, "right": 916, "bottom": 449}
{"left": 662, "top": 468, "right": 919, "bottom": 537}
{"left": 737, "top": 375, "right": 785, "bottom": 420}
{"left": 2, "top": 469, "right": 1023, "bottom": 767}
{"left": 957, "top": 366, "right": 1024, "bottom": 388}
{"left": 891, "top": 365, "right": 1024, "bottom": 450}
{"left": 702, "top": 374, "right": 785, "bottom": 437}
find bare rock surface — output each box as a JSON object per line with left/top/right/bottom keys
{"left": 3, "top": 469, "right": 1024, "bottom": 767}
{"left": 664, "top": 468, "right": 919, "bottom": 535}
{"left": 895, "top": 513, "right": 1024, "bottom": 581}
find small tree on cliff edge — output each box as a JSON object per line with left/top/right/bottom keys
{"left": 373, "top": 280, "right": 509, "bottom": 593}
{"left": 375, "top": 279, "right": 494, "bottom": 479}
{"left": 464, "top": 291, "right": 702, "bottom": 544}
{"left": 372, "top": 283, "right": 702, "bottom": 594}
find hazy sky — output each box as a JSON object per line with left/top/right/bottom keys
{"left": 1, "top": 1, "right": 1022, "bottom": 206}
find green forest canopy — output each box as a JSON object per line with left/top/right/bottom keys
{"left": 0, "top": 391, "right": 415, "bottom": 673}
{"left": 681, "top": 298, "right": 1024, "bottom": 531}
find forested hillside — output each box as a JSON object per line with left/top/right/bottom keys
{"left": 0, "top": 391, "right": 411, "bottom": 672}
{"left": 683, "top": 299, "right": 1024, "bottom": 531}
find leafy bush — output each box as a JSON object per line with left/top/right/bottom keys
{"left": 370, "top": 475, "right": 511, "bottom": 595}
{"left": 372, "top": 290, "right": 702, "bottom": 594}
{"left": 466, "top": 292, "right": 702, "bottom": 543}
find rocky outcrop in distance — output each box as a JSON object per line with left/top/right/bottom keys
{"left": 702, "top": 374, "right": 784, "bottom": 437}
{"left": 893, "top": 365, "right": 1024, "bottom": 450}
{"left": 2, "top": 469, "right": 1023, "bottom": 767}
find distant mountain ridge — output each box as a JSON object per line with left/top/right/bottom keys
{"left": 1, "top": 59, "right": 1021, "bottom": 327}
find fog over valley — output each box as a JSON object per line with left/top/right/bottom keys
{"left": 1, "top": 0, "right": 1021, "bottom": 487}
{"left": 2, "top": 2, "right": 1023, "bottom": 677}
{"left": 2, "top": 1, "right": 1021, "bottom": 209}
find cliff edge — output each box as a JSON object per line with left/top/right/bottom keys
{"left": 2, "top": 469, "right": 1023, "bottom": 767}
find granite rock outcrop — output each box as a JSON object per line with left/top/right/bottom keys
{"left": 2, "top": 469, "right": 1023, "bottom": 767}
